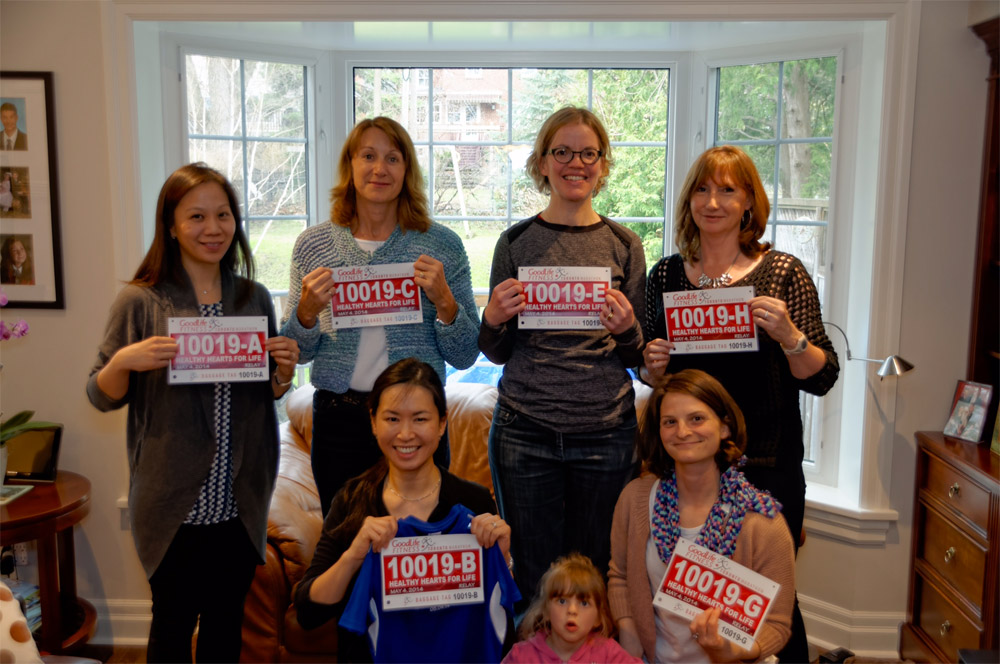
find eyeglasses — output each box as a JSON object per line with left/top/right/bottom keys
{"left": 545, "top": 147, "right": 603, "bottom": 165}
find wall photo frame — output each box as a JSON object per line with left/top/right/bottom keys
{"left": 0, "top": 71, "right": 63, "bottom": 309}
{"left": 943, "top": 379, "right": 994, "bottom": 443}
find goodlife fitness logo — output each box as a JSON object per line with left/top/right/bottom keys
{"left": 524, "top": 267, "right": 573, "bottom": 280}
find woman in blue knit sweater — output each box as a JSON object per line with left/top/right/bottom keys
{"left": 281, "top": 117, "right": 480, "bottom": 516}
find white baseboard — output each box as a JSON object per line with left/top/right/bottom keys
{"left": 800, "top": 593, "right": 905, "bottom": 659}
{"left": 88, "top": 598, "right": 151, "bottom": 646}
{"left": 89, "top": 592, "right": 905, "bottom": 656}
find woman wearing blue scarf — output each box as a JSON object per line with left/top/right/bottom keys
{"left": 608, "top": 370, "right": 795, "bottom": 662}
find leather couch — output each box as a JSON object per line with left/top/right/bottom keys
{"left": 239, "top": 379, "right": 651, "bottom": 662}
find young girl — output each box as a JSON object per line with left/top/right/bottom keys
{"left": 504, "top": 553, "right": 640, "bottom": 663}
{"left": 87, "top": 163, "right": 299, "bottom": 662}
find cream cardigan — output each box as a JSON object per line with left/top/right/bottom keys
{"left": 608, "top": 474, "right": 795, "bottom": 662}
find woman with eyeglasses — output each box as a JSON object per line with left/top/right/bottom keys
{"left": 479, "top": 107, "right": 646, "bottom": 607}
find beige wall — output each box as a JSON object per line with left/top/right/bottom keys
{"left": 0, "top": 0, "right": 148, "bottom": 624}
{"left": 0, "top": 0, "right": 992, "bottom": 651}
{"left": 795, "top": 0, "right": 989, "bottom": 651}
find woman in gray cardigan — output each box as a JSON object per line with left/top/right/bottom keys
{"left": 87, "top": 163, "right": 299, "bottom": 663}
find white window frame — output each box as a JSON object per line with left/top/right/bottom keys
{"left": 696, "top": 44, "right": 851, "bottom": 489}
{"left": 140, "top": 32, "right": 331, "bottom": 244}
{"left": 346, "top": 61, "right": 675, "bottom": 232}
{"left": 181, "top": 51, "right": 312, "bottom": 245}
{"left": 112, "top": 6, "right": 919, "bottom": 541}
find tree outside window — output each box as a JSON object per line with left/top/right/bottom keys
{"left": 714, "top": 56, "right": 838, "bottom": 463}
{"left": 354, "top": 67, "right": 670, "bottom": 292}
{"left": 186, "top": 54, "right": 310, "bottom": 291}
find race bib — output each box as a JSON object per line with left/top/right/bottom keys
{"left": 663, "top": 287, "right": 758, "bottom": 353}
{"left": 330, "top": 263, "right": 422, "bottom": 328}
{"left": 517, "top": 266, "right": 610, "bottom": 330}
{"left": 168, "top": 316, "right": 268, "bottom": 384}
{"left": 380, "top": 534, "right": 485, "bottom": 611}
{"left": 654, "top": 537, "right": 780, "bottom": 649}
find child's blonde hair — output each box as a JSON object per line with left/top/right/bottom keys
{"left": 518, "top": 553, "right": 615, "bottom": 641}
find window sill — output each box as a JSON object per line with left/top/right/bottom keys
{"left": 803, "top": 483, "right": 899, "bottom": 545}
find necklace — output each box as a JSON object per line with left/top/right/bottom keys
{"left": 697, "top": 252, "right": 741, "bottom": 289}
{"left": 386, "top": 476, "right": 442, "bottom": 502}
{"left": 197, "top": 279, "right": 221, "bottom": 296}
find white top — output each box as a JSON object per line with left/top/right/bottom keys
{"left": 646, "top": 479, "right": 709, "bottom": 664}
{"left": 348, "top": 238, "right": 390, "bottom": 391}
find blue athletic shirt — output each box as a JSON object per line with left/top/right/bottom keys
{"left": 340, "top": 503, "right": 521, "bottom": 663}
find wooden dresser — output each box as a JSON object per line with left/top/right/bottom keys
{"left": 899, "top": 432, "right": 1000, "bottom": 662}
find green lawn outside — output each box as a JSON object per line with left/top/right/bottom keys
{"left": 250, "top": 219, "right": 306, "bottom": 292}
{"left": 250, "top": 218, "right": 663, "bottom": 295}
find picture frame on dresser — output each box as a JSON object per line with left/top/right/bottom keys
{"left": 943, "top": 380, "right": 993, "bottom": 443}
{"left": 0, "top": 71, "right": 63, "bottom": 309}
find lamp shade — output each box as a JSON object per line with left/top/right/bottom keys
{"left": 876, "top": 354, "right": 915, "bottom": 378}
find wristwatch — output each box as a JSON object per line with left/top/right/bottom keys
{"left": 782, "top": 331, "right": 809, "bottom": 355}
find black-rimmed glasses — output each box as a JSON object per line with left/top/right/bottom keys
{"left": 545, "top": 147, "right": 603, "bottom": 165}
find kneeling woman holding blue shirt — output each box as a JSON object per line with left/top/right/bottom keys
{"left": 293, "top": 358, "right": 520, "bottom": 663}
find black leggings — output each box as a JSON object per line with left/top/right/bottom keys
{"left": 146, "top": 518, "right": 258, "bottom": 663}
{"left": 743, "top": 462, "right": 809, "bottom": 664}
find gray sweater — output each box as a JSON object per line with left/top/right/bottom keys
{"left": 478, "top": 215, "right": 646, "bottom": 431}
{"left": 87, "top": 272, "right": 279, "bottom": 579}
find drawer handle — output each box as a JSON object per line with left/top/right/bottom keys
{"left": 940, "top": 620, "right": 952, "bottom": 637}
{"left": 944, "top": 547, "right": 956, "bottom": 563}
{"left": 948, "top": 483, "right": 961, "bottom": 498}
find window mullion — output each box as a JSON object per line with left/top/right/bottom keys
{"left": 427, "top": 69, "right": 435, "bottom": 217}
{"left": 303, "top": 64, "right": 312, "bottom": 224}
{"left": 240, "top": 60, "right": 250, "bottom": 228}
{"left": 506, "top": 69, "right": 514, "bottom": 229}
{"left": 771, "top": 61, "right": 785, "bottom": 246}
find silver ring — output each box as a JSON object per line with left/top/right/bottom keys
{"left": 491, "top": 521, "right": 499, "bottom": 529}
{"left": 763, "top": 310, "right": 769, "bottom": 320}
{"left": 692, "top": 633, "right": 699, "bottom": 640}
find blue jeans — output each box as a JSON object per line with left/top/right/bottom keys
{"left": 488, "top": 403, "right": 637, "bottom": 604}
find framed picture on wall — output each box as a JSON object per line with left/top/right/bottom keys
{"left": 0, "top": 71, "right": 64, "bottom": 309}
{"left": 943, "top": 380, "right": 993, "bottom": 443}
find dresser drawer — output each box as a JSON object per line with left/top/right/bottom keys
{"left": 919, "top": 504, "right": 988, "bottom": 612}
{"left": 924, "top": 452, "right": 991, "bottom": 534}
{"left": 913, "top": 575, "right": 983, "bottom": 661}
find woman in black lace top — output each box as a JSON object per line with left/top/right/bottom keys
{"left": 642, "top": 145, "right": 839, "bottom": 663}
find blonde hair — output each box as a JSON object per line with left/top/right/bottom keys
{"left": 525, "top": 107, "right": 613, "bottom": 196}
{"left": 519, "top": 553, "right": 615, "bottom": 641}
{"left": 330, "top": 117, "right": 432, "bottom": 233}
{"left": 674, "top": 145, "right": 771, "bottom": 263}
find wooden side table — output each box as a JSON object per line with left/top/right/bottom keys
{"left": 0, "top": 471, "right": 96, "bottom": 653}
